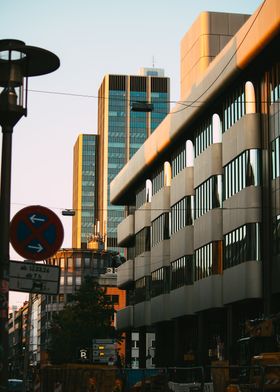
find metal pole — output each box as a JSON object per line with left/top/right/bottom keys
{"left": 0, "top": 125, "right": 13, "bottom": 392}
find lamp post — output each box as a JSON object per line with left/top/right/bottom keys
{"left": 0, "top": 39, "right": 59, "bottom": 391}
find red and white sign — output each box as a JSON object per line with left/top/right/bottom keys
{"left": 10, "top": 205, "right": 64, "bottom": 261}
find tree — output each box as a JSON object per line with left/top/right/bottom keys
{"left": 48, "top": 277, "right": 121, "bottom": 364}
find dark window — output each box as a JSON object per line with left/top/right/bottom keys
{"left": 223, "top": 223, "right": 261, "bottom": 269}
{"left": 135, "top": 277, "right": 150, "bottom": 303}
{"left": 222, "top": 84, "right": 246, "bottom": 132}
{"left": 135, "top": 227, "right": 151, "bottom": 256}
{"left": 151, "top": 267, "right": 170, "bottom": 297}
{"left": 171, "top": 196, "right": 194, "bottom": 234}
{"left": 195, "top": 241, "right": 223, "bottom": 281}
{"left": 152, "top": 165, "right": 164, "bottom": 195}
{"left": 195, "top": 175, "right": 222, "bottom": 219}
{"left": 171, "top": 256, "right": 194, "bottom": 289}
{"left": 273, "top": 215, "right": 280, "bottom": 256}
{"left": 151, "top": 213, "right": 170, "bottom": 247}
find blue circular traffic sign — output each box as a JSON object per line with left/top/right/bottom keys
{"left": 10, "top": 205, "right": 64, "bottom": 261}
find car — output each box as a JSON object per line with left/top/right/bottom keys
{"left": 8, "top": 379, "right": 23, "bottom": 392}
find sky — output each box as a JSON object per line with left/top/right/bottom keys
{"left": 1, "top": 0, "right": 262, "bottom": 308}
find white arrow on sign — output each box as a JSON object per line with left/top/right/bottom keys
{"left": 29, "top": 214, "right": 46, "bottom": 224}
{"left": 28, "top": 243, "right": 44, "bottom": 253}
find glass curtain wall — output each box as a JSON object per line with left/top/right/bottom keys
{"left": 107, "top": 89, "right": 127, "bottom": 248}
{"left": 81, "top": 135, "right": 97, "bottom": 244}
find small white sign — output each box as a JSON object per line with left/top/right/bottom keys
{"left": 80, "top": 349, "right": 89, "bottom": 360}
{"left": 9, "top": 260, "right": 60, "bottom": 294}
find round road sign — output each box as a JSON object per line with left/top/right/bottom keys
{"left": 10, "top": 205, "right": 64, "bottom": 261}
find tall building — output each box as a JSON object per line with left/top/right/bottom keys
{"left": 72, "top": 134, "right": 98, "bottom": 248}
{"left": 111, "top": 0, "right": 280, "bottom": 367}
{"left": 8, "top": 303, "right": 28, "bottom": 379}
{"left": 96, "top": 69, "right": 170, "bottom": 250}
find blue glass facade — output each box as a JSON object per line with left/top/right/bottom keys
{"left": 129, "top": 90, "right": 147, "bottom": 159}
{"left": 98, "top": 73, "right": 169, "bottom": 250}
{"left": 81, "top": 135, "right": 97, "bottom": 244}
{"left": 151, "top": 91, "right": 169, "bottom": 132}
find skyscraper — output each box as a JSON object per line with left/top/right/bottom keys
{"left": 72, "top": 134, "right": 98, "bottom": 248}
{"left": 97, "top": 69, "right": 170, "bottom": 250}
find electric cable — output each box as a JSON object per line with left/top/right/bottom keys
{"left": 27, "top": 1, "right": 267, "bottom": 116}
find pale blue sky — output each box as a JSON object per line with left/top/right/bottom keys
{"left": 2, "top": 0, "right": 262, "bottom": 307}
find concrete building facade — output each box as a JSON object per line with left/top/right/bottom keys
{"left": 111, "top": 0, "right": 280, "bottom": 367}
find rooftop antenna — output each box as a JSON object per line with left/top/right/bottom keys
{"left": 152, "top": 56, "right": 155, "bottom": 68}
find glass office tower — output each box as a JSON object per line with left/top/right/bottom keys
{"left": 97, "top": 69, "right": 170, "bottom": 250}
{"left": 72, "top": 134, "right": 98, "bottom": 248}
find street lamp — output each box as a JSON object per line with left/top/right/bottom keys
{"left": 0, "top": 39, "right": 59, "bottom": 391}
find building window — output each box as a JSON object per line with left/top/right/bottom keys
{"left": 127, "top": 246, "right": 136, "bottom": 261}
{"left": 60, "top": 276, "right": 64, "bottom": 286}
{"left": 135, "top": 276, "right": 150, "bottom": 303}
{"left": 75, "top": 276, "right": 81, "bottom": 286}
{"left": 171, "top": 256, "right": 194, "bottom": 289}
{"left": 93, "top": 258, "right": 98, "bottom": 269}
{"left": 194, "top": 117, "right": 213, "bottom": 157}
{"left": 136, "top": 183, "right": 146, "bottom": 209}
{"left": 51, "top": 295, "right": 57, "bottom": 304}
{"left": 67, "top": 276, "right": 73, "bottom": 286}
{"left": 75, "top": 257, "right": 82, "bottom": 270}
{"left": 151, "top": 213, "right": 170, "bottom": 247}
{"left": 151, "top": 88, "right": 169, "bottom": 131}
{"left": 195, "top": 241, "right": 223, "bottom": 281}
{"left": 223, "top": 223, "right": 261, "bottom": 269}
{"left": 270, "top": 62, "right": 280, "bottom": 104}
{"left": 171, "top": 143, "right": 187, "bottom": 177}
{"left": 195, "top": 175, "right": 222, "bottom": 219}
{"left": 111, "top": 295, "right": 119, "bottom": 304}
{"left": 152, "top": 166, "right": 164, "bottom": 195}
{"left": 273, "top": 215, "right": 280, "bottom": 256}
{"left": 105, "top": 295, "right": 119, "bottom": 304}
{"left": 60, "top": 258, "right": 65, "bottom": 270}
{"left": 135, "top": 227, "right": 151, "bottom": 257}
{"left": 84, "top": 257, "right": 90, "bottom": 268}
{"left": 130, "top": 90, "right": 148, "bottom": 159}
{"left": 224, "top": 149, "right": 261, "bottom": 200}
{"left": 171, "top": 196, "right": 194, "bottom": 234}
{"left": 59, "top": 294, "right": 64, "bottom": 303}
{"left": 222, "top": 84, "right": 246, "bottom": 132}
{"left": 272, "top": 138, "right": 280, "bottom": 179}
{"left": 151, "top": 267, "right": 170, "bottom": 297}
{"left": 67, "top": 258, "right": 74, "bottom": 272}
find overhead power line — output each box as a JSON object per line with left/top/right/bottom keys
{"left": 28, "top": 89, "right": 268, "bottom": 107}
{"left": 11, "top": 201, "right": 278, "bottom": 214}
{"left": 28, "top": 0, "right": 267, "bottom": 116}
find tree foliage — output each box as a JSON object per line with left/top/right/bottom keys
{"left": 48, "top": 277, "right": 121, "bottom": 364}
